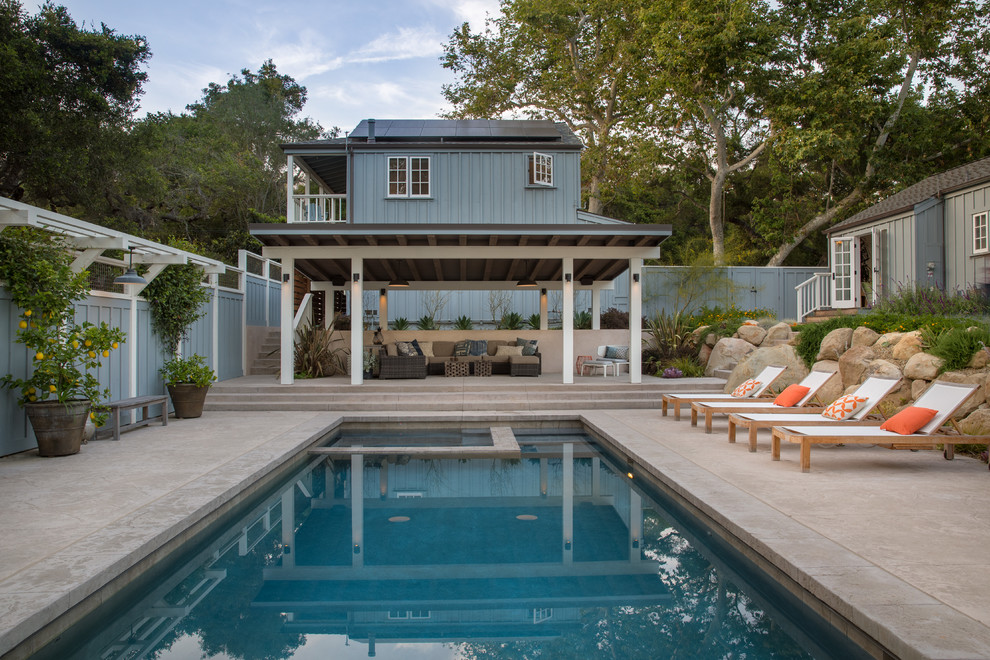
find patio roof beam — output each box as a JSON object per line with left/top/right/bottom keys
{"left": 260, "top": 245, "right": 659, "bottom": 260}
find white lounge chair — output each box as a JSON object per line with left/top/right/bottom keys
{"left": 726, "top": 376, "right": 903, "bottom": 451}
{"left": 770, "top": 381, "right": 989, "bottom": 472}
{"left": 661, "top": 365, "right": 787, "bottom": 421}
{"left": 690, "top": 370, "right": 838, "bottom": 433}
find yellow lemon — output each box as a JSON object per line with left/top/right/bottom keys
{"left": 29, "top": 395, "right": 37, "bottom": 402}
{"left": 23, "top": 309, "right": 31, "bottom": 317}
{"left": 18, "top": 321, "right": 27, "bottom": 329}
{"left": 111, "top": 342, "right": 119, "bottom": 349}
{"left": 102, "top": 350, "right": 109, "bottom": 358}
{"left": 28, "top": 387, "right": 35, "bottom": 394}
{"left": 48, "top": 337, "right": 55, "bottom": 343}
{"left": 84, "top": 340, "right": 92, "bottom": 347}
{"left": 90, "top": 412, "right": 96, "bottom": 420}
{"left": 88, "top": 350, "right": 96, "bottom": 358}
{"left": 49, "top": 385, "right": 56, "bottom": 392}
{"left": 72, "top": 340, "right": 79, "bottom": 348}
{"left": 35, "top": 351, "right": 44, "bottom": 360}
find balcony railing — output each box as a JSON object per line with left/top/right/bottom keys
{"left": 795, "top": 272, "right": 831, "bottom": 322}
{"left": 291, "top": 194, "right": 347, "bottom": 223}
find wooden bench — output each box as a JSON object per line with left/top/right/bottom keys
{"left": 96, "top": 395, "right": 169, "bottom": 441}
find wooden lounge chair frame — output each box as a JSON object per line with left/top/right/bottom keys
{"left": 689, "top": 370, "right": 838, "bottom": 433}
{"left": 770, "top": 381, "right": 990, "bottom": 472}
{"left": 726, "top": 376, "right": 903, "bottom": 452}
{"left": 660, "top": 365, "right": 787, "bottom": 421}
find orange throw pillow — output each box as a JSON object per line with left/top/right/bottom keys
{"left": 731, "top": 379, "right": 761, "bottom": 397}
{"left": 880, "top": 406, "right": 938, "bottom": 435}
{"left": 820, "top": 394, "right": 868, "bottom": 420}
{"left": 773, "top": 384, "right": 811, "bottom": 407}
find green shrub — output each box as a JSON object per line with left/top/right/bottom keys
{"left": 453, "top": 315, "right": 474, "bottom": 330}
{"left": 600, "top": 307, "right": 629, "bottom": 329}
{"left": 686, "top": 305, "right": 776, "bottom": 341}
{"left": 873, "top": 283, "right": 990, "bottom": 316}
{"left": 391, "top": 317, "right": 410, "bottom": 330}
{"left": 416, "top": 316, "right": 437, "bottom": 330}
{"left": 525, "top": 313, "right": 541, "bottom": 330}
{"left": 160, "top": 354, "right": 217, "bottom": 387}
{"left": 574, "top": 311, "right": 592, "bottom": 329}
{"left": 929, "top": 325, "right": 990, "bottom": 372}
{"left": 643, "top": 310, "right": 694, "bottom": 364}
{"left": 294, "top": 321, "right": 348, "bottom": 378}
{"left": 669, "top": 356, "right": 704, "bottom": 377}
{"left": 499, "top": 312, "right": 524, "bottom": 330}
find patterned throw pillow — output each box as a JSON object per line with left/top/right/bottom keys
{"left": 396, "top": 341, "right": 419, "bottom": 357}
{"left": 730, "top": 379, "right": 761, "bottom": 397}
{"left": 468, "top": 339, "right": 488, "bottom": 356}
{"left": 820, "top": 394, "right": 869, "bottom": 420}
{"left": 516, "top": 338, "right": 539, "bottom": 356}
{"left": 604, "top": 345, "right": 629, "bottom": 360}
{"left": 453, "top": 340, "right": 471, "bottom": 356}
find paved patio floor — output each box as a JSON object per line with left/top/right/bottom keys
{"left": 0, "top": 407, "right": 987, "bottom": 659}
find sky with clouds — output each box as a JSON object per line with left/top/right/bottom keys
{"left": 43, "top": 0, "right": 502, "bottom": 134}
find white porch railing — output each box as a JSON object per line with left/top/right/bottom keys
{"left": 795, "top": 272, "right": 831, "bottom": 323}
{"left": 290, "top": 194, "right": 346, "bottom": 223}
{"left": 293, "top": 293, "right": 313, "bottom": 332}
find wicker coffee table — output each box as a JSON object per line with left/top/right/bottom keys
{"left": 444, "top": 360, "right": 470, "bottom": 377}
{"left": 473, "top": 360, "right": 492, "bottom": 377}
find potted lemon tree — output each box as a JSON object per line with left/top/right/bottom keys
{"left": 0, "top": 228, "right": 125, "bottom": 456}
{"left": 143, "top": 239, "right": 215, "bottom": 418}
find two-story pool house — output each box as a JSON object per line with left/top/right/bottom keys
{"left": 250, "top": 119, "right": 671, "bottom": 384}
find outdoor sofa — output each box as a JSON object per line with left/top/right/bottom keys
{"left": 378, "top": 338, "right": 541, "bottom": 379}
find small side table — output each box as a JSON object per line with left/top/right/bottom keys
{"left": 575, "top": 355, "right": 593, "bottom": 374}
{"left": 445, "top": 360, "right": 470, "bottom": 377}
{"left": 473, "top": 360, "right": 492, "bottom": 377}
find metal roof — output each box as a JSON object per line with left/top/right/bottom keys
{"left": 349, "top": 119, "right": 575, "bottom": 143}
{"left": 828, "top": 156, "right": 990, "bottom": 234}
{"left": 250, "top": 222, "right": 670, "bottom": 287}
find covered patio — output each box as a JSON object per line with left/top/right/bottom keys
{"left": 250, "top": 221, "right": 671, "bottom": 385}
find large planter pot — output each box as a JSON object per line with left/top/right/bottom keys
{"left": 167, "top": 384, "right": 210, "bottom": 419}
{"left": 25, "top": 399, "right": 90, "bottom": 457}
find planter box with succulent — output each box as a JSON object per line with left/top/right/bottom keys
{"left": 142, "top": 238, "right": 215, "bottom": 418}
{"left": 160, "top": 354, "right": 216, "bottom": 418}
{"left": 0, "top": 228, "right": 126, "bottom": 456}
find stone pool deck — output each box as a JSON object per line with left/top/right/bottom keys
{"left": 0, "top": 407, "right": 987, "bottom": 659}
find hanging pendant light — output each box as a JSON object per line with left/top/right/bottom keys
{"left": 113, "top": 249, "right": 147, "bottom": 285}
{"left": 516, "top": 260, "right": 537, "bottom": 287}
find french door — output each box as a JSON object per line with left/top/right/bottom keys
{"left": 831, "top": 236, "right": 860, "bottom": 309}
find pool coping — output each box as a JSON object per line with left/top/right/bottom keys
{"left": 1, "top": 409, "right": 988, "bottom": 659}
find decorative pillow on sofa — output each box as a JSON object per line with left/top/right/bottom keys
{"left": 880, "top": 406, "right": 937, "bottom": 435}
{"left": 386, "top": 343, "right": 398, "bottom": 357}
{"left": 604, "top": 345, "right": 629, "bottom": 360}
{"left": 415, "top": 341, "right": 434, "bottom": 357}
{"left": 496, "top": 344, "right": 524, "bottom": 357}
{"left": 820, "top": 394, "right": 868, "bottom": 420}
{"left": 773, "top": 384, "right": 810, "bottom": 407}
{"left": 454, "top": 340, "right": 471, "bottom": 356}
{"left": 468, "top": 339, "right": 488, "bottom": 356}
{"left": 516, "top": 338, "right": 539, "bottom": 356}
{"left": 396, "top": 341, "right": 420, "bottom": 357}
{"left": 731, "top": 379, "right": 761, "bottom": 397}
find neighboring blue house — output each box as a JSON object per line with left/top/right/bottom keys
{"left": 250, "top": 119, "right": 671, "bottom": 384}
{"left": 797, "top": 156, "right": 990, "bottom": 320}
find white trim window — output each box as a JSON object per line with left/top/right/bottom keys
{"left": 529, "top": 152, "right": 553, "bottom": 187}
{"left": 388, "top": 156, "right": 430, "bottom": 198}
{"left": 974, "top": 211, "right": 989, "bottom": 254}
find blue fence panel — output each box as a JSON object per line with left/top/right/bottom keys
{"left": 245, "top": 274, "right": 270, "bottom": 326}
{"left": 181, "top": 292, "right": 213, "bottom": 364}
{"left": 267, "top": 280, "right": 281, "bottom": 326}
{"left": 218, "top": 289, "right": 243, "bottom": 381}
{"left": 0, "top": 288, "right": 32, "bottom": 455}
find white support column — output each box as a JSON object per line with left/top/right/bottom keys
{"left": 127, "top": 285, "right": 139, "bottom": 424}
{"left": 562, "top": 442, "right": 574, "bottom": 565}
{"left": 350, "top": 258, "right": 364, "bottom": 385}
{"left": 286, "top": 155, "right": 294, "bottom": 223}
{"left": 562, "top": 257, "right": 574, "bottom": 384}
{"left": 210, "top": 273, "right": 219, "bottom": 376}
{"left": 351, "top": 453, "right": 364, "bottom": 567}
{"left": 281, "top": 486, "right": 295, "bottom": 568}
{"left": 629, "top": 258, "right": 643, "bottom": 384}
{"left": 280, "top": 257, "right": 294, "bottom": 385}
{"left": 629, "top": 489, "right": 642, "bottom": 561}
{"left": 379, "top": 289, "right": 388, "bottom": 330}
{"left": 539, "top": 288, "right": 548, "bottom": 330}
{"left": 591, "top": 287, "right": 601, "bottom": 330}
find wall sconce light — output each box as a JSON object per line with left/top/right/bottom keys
{"left": 633, "top": 273, "right": 640, "bottom": 283}
{"left": 379, "top": 289, "right": 386, "bottom": 297}
{"left": 564, "top": 273, "right": 572, "bottom": 283}
{"left": 540, "top": 288, "right": 547, "bottom": 296}
{"left": 353, "top": 543, "right": 361, "bottom": 555}
{"left": 282, "top": 274, "right": 290, "bottom": 283}
{"left": 632, "top": 539, "right": 640, "bottom": 549}
{"left": 283, "top": 544, "right": 291, "bottom": 554}
{"left": 352, "top": 273, "right": 361, "bottom": 282}
{"left": 564, "top": 539, "right": 572, "bottom": 551}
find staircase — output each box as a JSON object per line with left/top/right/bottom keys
{"left": 801, "top": 308, "right": 860, "bottom": 324}
{"left": 204, "top": 378, "right": 725, "bottom": 413}
{"left": 250, "top": 329, "right": 281, "bottom": 375}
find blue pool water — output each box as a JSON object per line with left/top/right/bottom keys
{"left": 33, "top": 428, "right": 868, "bottom": 659}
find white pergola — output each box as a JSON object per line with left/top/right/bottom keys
{"left": 250, "top": 222, "right": 671, "bottom": 385}
{"left": 0, "top": 196, "right": 227, "bottom": 396}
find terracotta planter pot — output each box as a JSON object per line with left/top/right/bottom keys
{"left": 25, "top": 399, "right": 90, "bottom": 457}
{"left": 167, "top": 384, "right": 210, "bottom": 419}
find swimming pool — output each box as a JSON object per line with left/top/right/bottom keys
{"left": 31, "top": 426, "right": 869, "bottom": 659}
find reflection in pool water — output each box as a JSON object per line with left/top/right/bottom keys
{"left": 34, "top": 430, "right": 866, "bottom": 659}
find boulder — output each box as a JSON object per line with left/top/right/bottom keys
{"left": 737, "top": 324, "right": 767, "bottom": 346}
{"left": 851, "top": 326, "right": 880, "bottom": 347}
{"left": 811, "top": 360, "right": 842, "bottom": 403}
{"left": 874, "top": 332, "right": 904, "bottom": 348}
{"left": 705, "top": 338, "right": 756, "bottom": 377}
{"left": 968, "top": 347, "right": 990, "bottom": 369}
{"left": 863, "top": 359, "right": 902, "bottom": 381}
{"left": 697, "top": 343, "right": 713, "bottom": 367}
{"left": 705, "top": 332, "right": 719, "bottom": 347}
{"left": 892, "top": 331, "right": 923, "bottom": 360}
{"left": 959, "top": 408, "right": 990, "bottom": 435}
{"left": 764, "top": 322, "right": 793, "bottom": 345}
{"left": 911, "top": 379, "right": 929, "bottom": 400}
{"left": 726, "top": 344, "right": 808, "bottom": 391}
{"left": 903, "top": 352, "right": 943, "bottom": 380}
{"left": 838, "top": 345, "right": 876, "bottom": 389}
{"left": 936, "top": 371, "right": 987, "bottom": 416}
{"left": 817, "top": 327, "right": 853, "bottom": 360}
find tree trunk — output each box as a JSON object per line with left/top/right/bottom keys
{"left": 709, "top": 171, "right": 727, "bottom": 265}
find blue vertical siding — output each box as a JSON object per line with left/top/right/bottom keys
{"left": 218, "top": 289, "right": 243, "bottom": 381}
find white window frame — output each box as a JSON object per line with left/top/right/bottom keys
{"left": 974, "top": 211, "right": 989, "bottom": 255}
{"left": 387, "top": 156, "right": 431, "bottom": 198}
{"left": 529, "top": 152, "right": 553, "bottom": 187}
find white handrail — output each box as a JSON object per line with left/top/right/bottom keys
{"left": 293, "top": 293, "right": 313, "bottom": 331}
{"left": 795, "top": 272, "right": 831, "bottom": 323}
{"left": 291, "top": 194, "right": 346, "bottom": 223}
